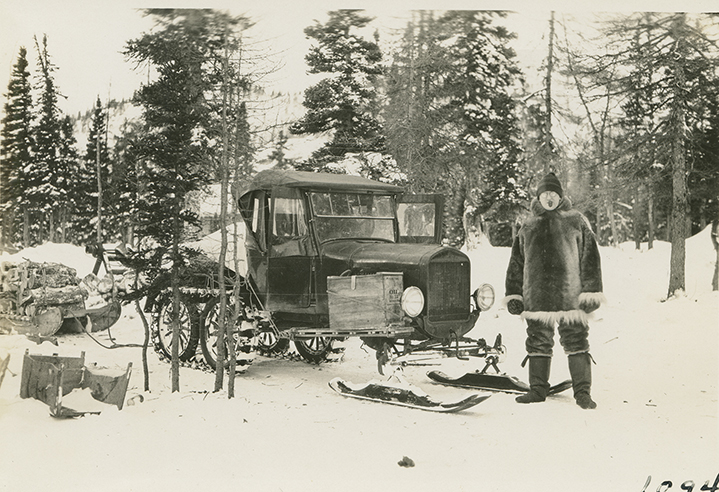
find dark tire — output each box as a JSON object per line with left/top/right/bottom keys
{"left": 256, "top": 329, "right": 290, "bottom": 355}
{"left": 152, "top": 296, "right": 200, "bottom": 362}
{"left": 294, "top": 337, "right": 334, "bottom": 364}
{"left": 200, "top": 297, "right": 253, "bottom": 370}
{"left": 200, "top": 297, "right": 228, "bottom": 370}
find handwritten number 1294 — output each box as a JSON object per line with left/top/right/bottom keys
{"left": 642, "top": 474, "right": 719, "bottom": 492}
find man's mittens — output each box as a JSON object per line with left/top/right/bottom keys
{"left": 507, "top": 298, "right": 524, "bottom": 315}
{"left": 578, "top": 292, "right": 605, "bottom": 314}
{"left": 580, "top": 299, "right": 600, "bottom": 313}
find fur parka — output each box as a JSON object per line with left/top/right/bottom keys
{"left": 505, "top": 197, "right": 605, "bottom": 326}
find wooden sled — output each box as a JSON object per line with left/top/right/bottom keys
{"left": 60, "top": 300, "right": 122, "bottom": 334}
{"left": 19, "top": 349, "right": 132, "bottom": 418}
{"left": 1, "top": 259, "right": 123, "bottom": 338}
{"left": 85, "top": 300, "right": 122, "bottom": 332}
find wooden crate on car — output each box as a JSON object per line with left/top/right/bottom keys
{"left": 327, "top": 272, "right": 404, "bottom": 331}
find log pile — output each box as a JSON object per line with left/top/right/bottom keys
{"left": 0, "top": 261, "right": 114, "bottom": 317}
{"left": 2, "top": 261, "right": 79, "bottom": 292}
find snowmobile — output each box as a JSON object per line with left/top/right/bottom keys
{"left": 144, "top": 171, "right": 505, "bottom": 375}
{"left": 143, "top": 171, "right": 574, "bottom": 404}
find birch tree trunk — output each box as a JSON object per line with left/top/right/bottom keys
{"left": 213, "top": 27, "right": 231, "bottom": 394}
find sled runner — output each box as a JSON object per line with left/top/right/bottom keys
{"left": 328, "top": 377, "right": 491, "bottom": 413}
{"left": 427, "top": 369, "right": 572, "bottom": 395}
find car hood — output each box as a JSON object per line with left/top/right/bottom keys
{"left": 320, "top": 241, "right": 467, "bottom": 273}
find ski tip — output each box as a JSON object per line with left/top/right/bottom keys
{"left": 440, "top": 393, "right": 492, "bottom": 411}
{"left": 328, "top": 377, "right": 345, "bottom": 391}
{"left": 469, "top": 393, "right": 492, "bottom": 405}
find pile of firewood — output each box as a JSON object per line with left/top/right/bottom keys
{"left": 0, "top": 261, "right": 116, "bottom": 315}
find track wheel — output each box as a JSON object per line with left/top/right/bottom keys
{"left": 153, "top": 296, "right": 199, "bottom": 362}
{"left": 294, "top": 337, "right": 334, "bottom": 364}
{"left": 200, "top": 297, "right": 252, "bottom": 370}
{"left": 256, "top": 329, "right": 290, "bottom": 355}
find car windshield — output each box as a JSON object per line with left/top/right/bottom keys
{"left": 309, "top": 192, "right": 396, "bottom": 243}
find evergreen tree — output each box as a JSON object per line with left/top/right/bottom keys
{"left": 613, "top": 14, "right": 664, "bottom": 247}
{"left": 29, "top": 34, "right": 68, "bottom": 245}
{"left": 268, "top": 130, "right": 290, "bottom": 169}
{"left": 110, "top": 118, "right": 145, "bottom": 245}
{"left": 385, "top": 11, "right": 525, "bottom": 247}
{"left": 80, "top": 96, "right": 112, "bottom": 245}
{"left": 598, "top": 13, "right": 719, "bottom": 295}
{"left": 690, "top": 83, "right": 719, "bottom": 233}
{"left": 56, "top": 115, "right": 79, "bottom": 243}
{"left": 125, "top": 9, "right": 249, "bottom": 391}
{"left": 291, "top": 10, "right": 384, "bottom": 168}
{"left": 0, "top": 47, "right": 33, "bottom": 249}
{"left": 384, "top": 11, "right": 445, "bottom": 193}
{"left": 440, "top": 11, "right": 526, "bottom": 245}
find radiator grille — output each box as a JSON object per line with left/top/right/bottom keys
{"left": 427, "top": 259, "right": 470, "bottom": 319}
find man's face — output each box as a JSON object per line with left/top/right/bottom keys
{"left": 539, "top": 191, "right": 561, "bottom": 211}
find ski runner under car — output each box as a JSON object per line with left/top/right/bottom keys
{"left": 504, "top": 172, "right": 606, "bottom": 409}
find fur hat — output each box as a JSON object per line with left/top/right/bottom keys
{"left": 537, "top": 172, "right": 563, "bottom": 198}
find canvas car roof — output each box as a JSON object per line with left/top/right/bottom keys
{"left": 241, "top": 169, "right": 403, "bottom": 196}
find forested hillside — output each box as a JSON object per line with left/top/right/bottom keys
{"left": 1, "top": 10, "right": 717, "bottom": 295}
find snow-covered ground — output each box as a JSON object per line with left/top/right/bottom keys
{"left": 1, "top": 227, "right": 717, "bottom": 492}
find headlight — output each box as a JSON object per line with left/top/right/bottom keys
{"left": 401, "top": 286, "right": 425, "bottom": 318}
{"left": 472, "top": 283, "right": 495, "bottom": 311}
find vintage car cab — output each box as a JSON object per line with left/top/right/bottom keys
{"left": 235, "top": 169, "right": 495, "bottom": 364}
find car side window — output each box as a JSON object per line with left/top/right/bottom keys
{"left": 396, "top": 194, "right": 444, "bottom": 244}
{"left": 272, "top": 196, "right": 308, "bottom": 242}
{"left": 398, "top": 202, "right": 436, "bottom": 237}
{"left": 270, "top": 187, "right": 314, "bottom": 256}
{"left": 241, "top": 190, "right": 268, "bottom": 252}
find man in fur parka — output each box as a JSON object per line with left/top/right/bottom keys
{"left": 505, "top": 172, "right": 606, "bottom": 409}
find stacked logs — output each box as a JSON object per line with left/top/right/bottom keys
{"left": 0, "top": 261, "right": 115, "bottom": 316}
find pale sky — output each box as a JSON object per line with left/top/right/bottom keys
{"left": 0, "top": 0, "right": 711, "bottom": 119}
